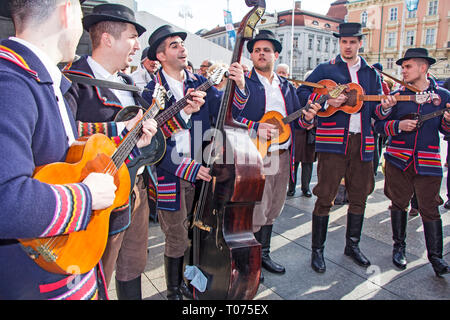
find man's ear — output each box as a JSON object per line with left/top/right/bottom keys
{"left": 102, "top": 32, "right": 113, "bottom": 48}
{"left": 156, "top": 51, "right": 165, "bottom": 63}
{"left": 60, "top": 0, "right": 71, "bottom": 29}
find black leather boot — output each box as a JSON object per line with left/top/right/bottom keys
{"left": 301, "top": 162, "right": 313, "bottom": 197}
{"left": 115, "top": 276, "right": 142, "bottom": 300}
{"left": 344, "top": 213, "right": 371, "bottom": 267}
{"left": 311, "top": 214, "right": 329, "bottom": 273}
{"left": 253, "top": 230, "right": 264, "bottom": 283}
{"left": 287, "top": 162, "right": 299, "bottom": 196}
{"left": 391, "top": 210, "right": 407, "bottom": 269}
{"left": 260, "top": 225, "right": 285, "bottom": 274}
{"left": 423, "top": 219, "right": 450, "bottom": 277}
{"left": 164, "top": 255, "right": 184, "bottom": 300}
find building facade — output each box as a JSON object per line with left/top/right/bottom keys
{"left": 201, "top": 1, "right": 346, "bottom": 80}
{"left": 346, "top": 0, "right": 449, "bottom": 80}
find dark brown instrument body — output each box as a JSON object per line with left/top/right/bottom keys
{"left": 188, "top": 0, "right": 266, "bottom": 300}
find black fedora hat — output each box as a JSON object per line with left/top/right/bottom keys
{"left": 147, "top": 25, "right": 187, "bottom": 61}
{"left": 333, "top": 22, "right": 363, "bottom": 38}
{"left": 396, "top": 47, "right": 436, "bottom": 66}
{"left": 0, "top": 0, "right": 87, "bottom": 18}
{"left": 247, "top": 29, "right": 282, "bottom": 53}
{"left": 83, "top": 3, "right": 146, "bottom": 36}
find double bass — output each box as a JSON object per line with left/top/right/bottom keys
{"left": 188, "top": 0, "right": 266, "bottom": 299}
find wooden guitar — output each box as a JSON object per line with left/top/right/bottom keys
{"left": 315, "top": 79, "right": 442, "bottom": 117}
{"left": 114, "top": 67, "right": 228, "bottom": 187}
{"left": 252, "top": 83, "right": 347, "bottom": 158}
{"left": 400, "top": 106, "right": 449, "bottom": 131}
{"left": 18, "top": 92, "right": 165, "bottom": 275}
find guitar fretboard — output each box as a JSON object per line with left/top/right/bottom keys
{"left": 154, "top": 80, "right": 213, "bottom": 127}
{"left": 111, "top": 100, "right": 160, "bottom": 169}
{"left": 282, "top": 94, "right": 329, "bottom": 124}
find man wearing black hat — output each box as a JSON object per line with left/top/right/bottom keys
{"left": 142, "top": 24, "right": 248, "bottom": 300}
{"left": 297, "top": 22, "right": 397, "bottom": 274}
{"left": 0, "top": 0, "right": 157, "bottom": 300}
{"left": 374, "top": 48, "right": 450, "bottom": 276}
{"left": 64, "top": 4, "right": 189, "bottom": 300}
{"left": 233, "top": 30, "right": 320, "bottom": 280}
{"left": 131, "top": 47, "right": 159, "bottom": 88}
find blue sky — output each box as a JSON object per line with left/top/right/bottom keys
{"left": 136, "top": 0, "right": 335, "bottom": 33}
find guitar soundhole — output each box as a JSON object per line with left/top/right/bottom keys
{"left": 345, "top": 89, "right": 358, "bottom": 107}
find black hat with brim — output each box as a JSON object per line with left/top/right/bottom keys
{"left": 147, "top": 25, "right": 187, "bottom": 61}
{"left": 1, "top": 0, "right": 87, "bottom": 18}
{"left": 333, "top": 22, "right": 363, "bottom": 38}
{"left": 83, "top": 3, "right": 146, "bottom": 36}
{"left": 395, "top": 47, "right": 436, "bottom": 66}
{"left": 246, "top": 29, "right": 282, "bottom": 53}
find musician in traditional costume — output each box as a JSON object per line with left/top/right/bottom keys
{"left": 142, "top": 25, "right": 248, "bottom": 300}
{"left": 0, "top": 0, "right": 156, "bottom": 300}
{"left": 296, "top": 23, "right": 396, "bottom": 273}
{"left": 63, "top": 4, "right": 193, "bottom": 299}
{"left": 233, "top": 30, "right": 320, "bottom": 281}
{"left": 374, "top": 48, "right": 450, "bottom": 276}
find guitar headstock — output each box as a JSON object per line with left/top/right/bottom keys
{"left": 208, "top": 67, "right": 228, "bottom": 86}
{"left": 329, "top": 84, "right": 348, "bottom": 99}
{"left": 414, "top": 91, "right": 442, "bottom": 106}
{"left": 152, "top": 83, "right": 167, "bottom": 110}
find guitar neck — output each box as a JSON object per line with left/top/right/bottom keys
{"left": 154, "top": 80, "right": 213, "bottom": 127}
{"left": 420, "top": 107, "right": 450, "bottom": 123}
{"left": 283, "top": 94, "right": 329, "bottom": 124}
{"left": 361, "top": 95, "right": 413, "bottom": 102}
{"left": 111, "top": 101, "right": 160, "bottom": 168}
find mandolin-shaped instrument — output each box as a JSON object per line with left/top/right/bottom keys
{"left": 18, "top": 90, "right": 165, "bottom": 275}
{"left": 252, "top": 83, "right": 347, "bottom": 158}
{"left": 400, "top": 106, "right": 448, "bottom": 131}
{"left": 315, "top": 79, "right": 441, "bottom": 117}
{"left": 114, "top": 67, "right": 228, "bottom": 187}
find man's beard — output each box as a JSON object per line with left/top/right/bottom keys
{"left": 254, "top": 62, "right": 273, "bottom": 73}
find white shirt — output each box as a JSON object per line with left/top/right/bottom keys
{"left": 255, "top": 71, "right": 291, "bottom": 151}
{"left": 162, "top": 69, "right": 192, "bottom": 156}
{"left": 347, "top": 56, "right": 362, "bottom": 133}
{"left": 10, "top": 37, "right": 76, "bottom": 146}
{"left": 131, "top": 65, "right": 153, "bottom": 89}
{"left": 87, "top": 56, "right": 136, "bottom": 108}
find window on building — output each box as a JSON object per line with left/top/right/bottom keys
{"left": 325, "top": 40, "right": 329, "bottom": 52}
{"left": 407, "top": 9, "right": 417, "bottom": 18}
{"left": 293, "top": 37, "right": 299, "bottom": 48}
{"left": 316, "top": 58, "right": 320, "bottom": 66}
{"left": 428, "top": 0, "right": 438, "bottom": 15}
{"left": 361, "top": 11, "right": 368, "bottom": 27}
{"left": 387, "top": 32, "right": 397, "bottom": 47}
{"left": 406, "top": 30, "right": 415, "bottom": 46}
{"left": 317, "top": 39, "right": 321, "bottom": 51}
{"left": 333, "top": 41, "right": 337, "bottom": 53}
{"left": 387, "top": 58, "right": 394, "bottom": 69}
{"left": 325, "top": 23, "right": 331, "bottom": 28}
{"left": 312, "top": 20, "right": 319, "bottom": 26}
{"left": 389, "top": 7, "right": 398, "bottom": 21}
{"left": 308, "top": 57, "right": 312, "bottom": 69}
{"left": 308, "top": 37, "right": 313, "bottom": 50}
{"left": 425, "top": 28, "right": 436, "bottom": 45}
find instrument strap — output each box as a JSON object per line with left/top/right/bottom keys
{"left": 65, "top": 73, "right": 151, "bottom": 109}
{"left": 372, "top": 67, "right": 421, "bottom": 93}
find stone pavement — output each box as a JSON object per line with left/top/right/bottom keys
{"left": 108, "top": 139, "right": 450, "bottom": 301}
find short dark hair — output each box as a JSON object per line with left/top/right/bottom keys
{"left": 10, "top": 0, "right": 63, "bottom": 31}
{"left": 89, "top": 21, "right": 128, "bottom": 50}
